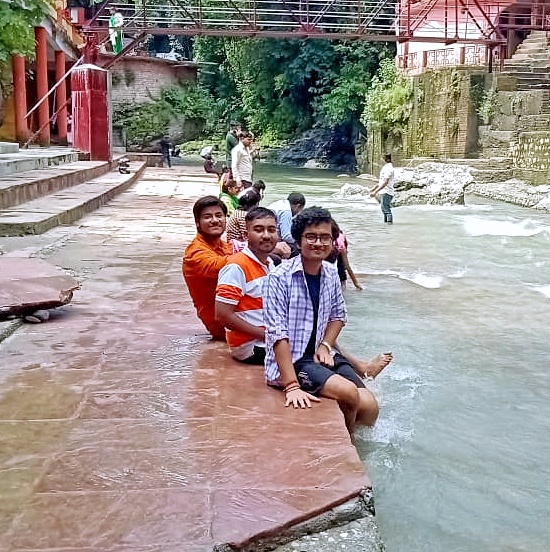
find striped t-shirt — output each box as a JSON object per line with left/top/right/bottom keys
{"left": 215, "top": 247, "right": 273, "bottom": 360}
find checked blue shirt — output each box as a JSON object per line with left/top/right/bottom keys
{"left": 263, "top": 255, "right": 347, "bottom": 385}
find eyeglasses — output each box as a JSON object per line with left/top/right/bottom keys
{"left": 304, "top": 233, "right": 333, "bottom": 245}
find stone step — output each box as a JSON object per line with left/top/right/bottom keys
{"left": 0, "top": 161, "right": 146, "bottom": 236}
{"left": 518, "top": 114, "right": 550, "bottom": 130}
{"left": 469, "top": 168, "right": 514, "bottom": 183}
{"left": 0, "top": 142, "right": 19, "bottom": 154}
{"left": 0, "top": 147, "right": 79, "bottom": 177}
{"left": 0, "top": 160, "right": 114, "bottom": 210}
{"left": 517, "top": 83, "right": 550, "bottom": 90}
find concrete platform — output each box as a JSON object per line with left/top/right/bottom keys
{"left": 0, "top": 162, "right": 146, "bottom": 236}
{"left": 0, "top": 167, "right": 374, "bottom": 551}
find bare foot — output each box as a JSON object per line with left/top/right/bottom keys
{"left": 357, "top": 352, "right": 393, "bottom": 379}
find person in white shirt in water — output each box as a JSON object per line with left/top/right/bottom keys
{"left": 370, "top": 153, "right": 395, "bottom": 223}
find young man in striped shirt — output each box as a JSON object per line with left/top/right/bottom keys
{"left": 263, "top": 206, "right": 392, "bottom": 434}
{"left": 215, "top": 207, "right": 279, "bottom": 364}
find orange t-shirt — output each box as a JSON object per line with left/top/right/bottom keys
{"left": 182, "top": 234, "right": 232, "bottom": 339}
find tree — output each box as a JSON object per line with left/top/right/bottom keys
{"left": 0, "top": 0, "right": 49, "bottom": 63}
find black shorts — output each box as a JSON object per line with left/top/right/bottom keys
{"left": 294, "top": 352, "right": 366, "bottom": 395}
{"left": 239, "top": 346, "right": 266, "bottom": 365}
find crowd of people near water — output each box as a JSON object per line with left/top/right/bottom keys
{"left": 181, "top": 122, "right": 396, "bottom": 435}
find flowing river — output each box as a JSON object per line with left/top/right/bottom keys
{"left": 255, "top": 162, "right": 550, "bottom": 552}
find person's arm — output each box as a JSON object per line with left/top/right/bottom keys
{"left": 185, "top": 245, "right": 229, "bottom": 279}
{"left": 231, "top": 148, "right": 242, "bottom": 185}
{"left": 277, "top": 210, "right": 294, "bottom": 242}
{"left": 215, "top": 303, "right": 265, "bottom": 340}
{"left": 272, "top": 241, "right": 291, "bottom": 258}
{"left": 370, "top": 177, "right": 389, "bottom": 196}
{"left": 314, "top": 319, "right": 344, "bottom": 367}
{"left": 340, "top": 249, "right": 363, "bottom": 290}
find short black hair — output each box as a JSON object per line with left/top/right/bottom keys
{"left": 238, "top": 190, "right": 261, "bottom": 210}
{"left": 245, "top": 206, "right": 277, "bottom": 225}
{"left": 291, "top": 206, "right": 333, "bottom": 243}
{"left": 230, "top": 121, "right": 241, "bottom": 129}
{"left": 252, "top": 179, "right": 266, "bottom": 191}
{"left": 287, "top": 192, "right": 306, "bottom": 207}
{"left": 239, "top": 130, "right": 254, "bottom": 140}
{"left": 384, "top": 153, "right": 392, "bottom": 163}
{"left": 192, "top": 195, "right": 227, "bottom": 223}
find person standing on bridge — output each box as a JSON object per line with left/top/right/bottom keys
{"left": 108, "top": 7, "right": 124, "bottom": 55}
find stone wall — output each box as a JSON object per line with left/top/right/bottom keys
{"left": 102, "top": 55, "right": 198, "bottom": 107}
{"left": 360, "top": 68, "right": 483, "bottom": 175}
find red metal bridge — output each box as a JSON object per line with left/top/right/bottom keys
{"left": 85, "top": 0, "right": 550, "bottom": 47}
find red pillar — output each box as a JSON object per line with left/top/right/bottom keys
{"left": 55, "top": 50, "right": 68, "bottom": 146}
{"left": 34, "top": 26, "right": 50, "bottom": 146}
{"left": 12, "top": 55, "right": 29, "bottom": 143}
{"left": 71, "top": 65, "right": 110, "bottom": 160}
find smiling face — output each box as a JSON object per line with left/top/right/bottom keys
{"left": 246, "top": 216, "right": 278, "bottom": 259}
{"left": 298, "top": 221, "right": 334, "bottom": 263}
{"left": 197, "top": 205, "right": 226, "bottom": 239}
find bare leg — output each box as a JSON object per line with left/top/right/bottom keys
{"left": 320, "top": 374, "right": 360, "bottom": 434}
{"left": 338, "top": 348, "right": 393, "bottom": 379}
{"left": 355, "top": 388, "right": 380, "bottom": 427}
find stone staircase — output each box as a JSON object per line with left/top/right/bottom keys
{"left": 502, "top": 31, "right": 550, "bottom": 90}
{"left": 476, "top": 31, "right": 550, "bottom": 181}
{"left": 0, "top": 143, "right": 146, "bottom": 236}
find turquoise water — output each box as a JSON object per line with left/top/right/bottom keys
{"left": 257, "top": 163, "right": 550, "bottom": 552}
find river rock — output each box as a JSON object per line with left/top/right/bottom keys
{"left": 277, "top": 126, "right": 357, "bottom": 172}
{"left": 335, "top": 163, "right": 468, "bottom": 205}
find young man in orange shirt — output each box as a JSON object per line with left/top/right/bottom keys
{"left": 183, "top": 196, "right": 232, "bottom": 340}
{"left": 215, "top": 207, "right": 278, "bottom": 364}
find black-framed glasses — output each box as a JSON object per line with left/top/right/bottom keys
{"left": 304, "top": 233, "right": 333, "bottom": 245}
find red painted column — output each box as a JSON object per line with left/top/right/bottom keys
{"left": 55, "top": 50, "right": 68, "bottom": 146}
{"left": 12, "top": 55, "right": 29, "bottom": 142}
{"left": 34, "top": 26, "right": 50, "bottom": 146}
{"left": 71, "top": 65, "right": 110, "bottom": 160}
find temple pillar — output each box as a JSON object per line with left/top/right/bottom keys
{"left": 12, "top": 55, "right": 29, "bottom": 142}
{"left": 34, "top": 26, "right": 50, "bottom": 146}
{"left": 55, "top": 50, "right": 68, "bottom": 145}
{"left": 71, "top": 65, "right": 110, "bottom": 160}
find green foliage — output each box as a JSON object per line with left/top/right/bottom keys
{"left": 113, "top": 83, "right": 217, "bottom": 146}
{"left": 114, "top": 101, "right": 172, "bottom": 146}
{"left": 361, "top": 59, "right": 413, "bottom": 135}
{"left": 0, "top": 0, "right": 49, "bottom": 63}
{"left": 194, "top": 36, "right": 392, "bottom": 140}
{"left": 476, "top": 87, "right": 498, "bottom": 125}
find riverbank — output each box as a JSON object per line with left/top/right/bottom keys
{"left": 0, "top": 165, "right": 382, "bottom": 551}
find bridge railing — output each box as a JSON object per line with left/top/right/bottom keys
{"left": 397, "top": 45, "right": 501, "bottom": 74}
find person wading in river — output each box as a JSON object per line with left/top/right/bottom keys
{"left": 263, "top": 206, "right": 392, "bottom": 434}
{"left": 370, "top": 153, "right": 395, "bottom": 223}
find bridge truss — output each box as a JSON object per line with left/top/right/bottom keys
{"left": 86, "top": 0, "right": 547, "bottom": 47}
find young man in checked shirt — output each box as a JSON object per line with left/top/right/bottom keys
{"left": 263, "top": 206, "right": 392, "bottom": 434}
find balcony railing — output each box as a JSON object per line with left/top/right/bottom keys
{"left": 397, "top": 45, "right": 491, "bottom": 75}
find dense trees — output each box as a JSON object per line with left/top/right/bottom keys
{"left": 194, "top": 37, "right": 395, "bottom": 141}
